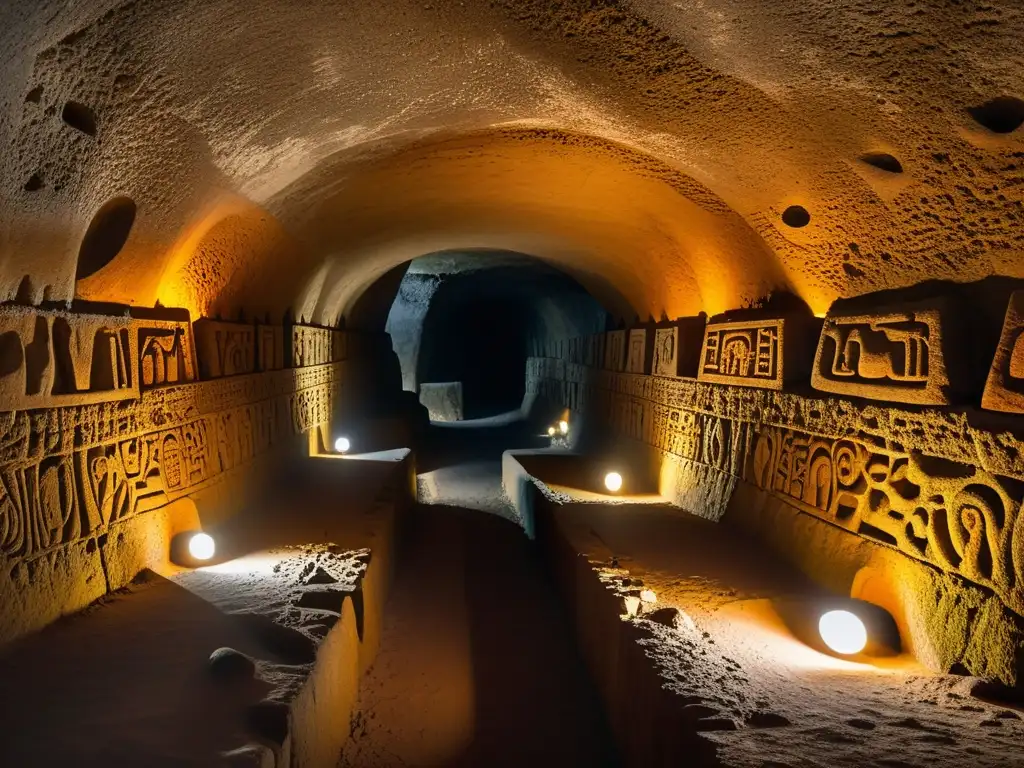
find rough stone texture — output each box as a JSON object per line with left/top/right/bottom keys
{"left": 419, "top": 381, "right": 464, "bottom": 422}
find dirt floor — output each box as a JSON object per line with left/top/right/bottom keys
{"left": 338, "top": 414, "right": 620, "bottom": 767}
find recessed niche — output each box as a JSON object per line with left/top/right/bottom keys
{"left": 860, "top": 152, "right": 903, "bottom": 173}
{"left": 61, "top": 101, "right": 97, "bottom": 136}
{"left": 781, "top": 205, "right": 811, "bottom": 228}
{"left": 23, "top": 173, "right": 44, "bottom": 192}
{"left": 76, "top": 196, "right": 136, "bottom": 280}
{"left": 967, "top": 96, "right": 1024, "bottom": 134}
{"left": 25, "top": 86, "right": 43, "bottom": 104}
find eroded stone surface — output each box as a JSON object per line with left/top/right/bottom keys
{"left": 982, "top": 291, "right": 1024, "bottom": 414}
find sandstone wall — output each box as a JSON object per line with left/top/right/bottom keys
{"left": 528, "top": 293, "right": 1024, "bottom": 684}
{"left": 0, "top": 300, "right": 372, "bottom": 646}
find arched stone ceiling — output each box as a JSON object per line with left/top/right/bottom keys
{"left": 1, "top": 0, "right": 1021, "bottom": 321}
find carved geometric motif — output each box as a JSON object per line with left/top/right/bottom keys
{"left": 137, "top": 319, "right": 196, "bottom": 390}
{"left": 193, "top": 319, "right": 255, "bottom": 379}
{"left": 626, "top": 329, "right": 650, "bottom": 374}
{"left": 653, "top": 328, "right": 679, "bottom": 377}
{"left": 812, "top": 302, "right": 959, "bottom": 405}
{"left": 698, "top": 319, "right": 784, "bottom": 389}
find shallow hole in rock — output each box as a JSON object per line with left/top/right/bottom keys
{"left": 967, "top": 96, "right": 1024, "bottom": 134}
{"left": 25, "top": 85, "right": 43, "bottom": 104}
{"left": 61, "top": 100, "right": 98, "bottom": 136}
{"left": 781, "top": 205, "right": 811, "bottom": 228}
{"left": 860, "top": 152, "right": 904, "bottom": 173}
{"left": 76, "top": 196, "right": 136, "bottom": 280}
{"left": 23, "top": 173, "right": 44, "bottom": 192}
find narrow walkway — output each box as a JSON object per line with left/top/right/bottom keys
{"left": 339, "top": 415, "right": 619, "bottom": 767}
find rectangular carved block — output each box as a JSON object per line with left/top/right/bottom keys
{"left": 256, "top": 325, "right": 285, "bottom": 372}
{"left": 193, "top": 319, "right": 255, "bottom": 379}
{"left": 698, "top": 317, "right": 812, "bottom": 390}
{"left": 134, "top": 312, "right": 197, "bottom": 391}
{"left": 652, "top": 318, "right": 706, "bottom": 378}
{"left": 605, "top": 331, "right": 626, "bottom": 371}
{"left": 0, "top": 306, "right": 139, "bottom": 412}
{"left": 291, "top": 325, "right": 342, "bottom": 367}
{"left": 811, "top": 299, "right": 964, "bottom": 405}
{"left": 626, "top": 328, "right": 653, "bottom": 374}
{"left": 982, "top": 291, "right": 1024, "bottom": 414}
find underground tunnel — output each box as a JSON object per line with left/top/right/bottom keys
{"left": 1, "top": 1, "right": 1024, "bottom": 767}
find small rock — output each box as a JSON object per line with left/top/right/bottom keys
{"left": 221, "top": 743, "right": 274, "bottom": 768}
{"left": 208, "top": 647, "right": 256, "bottom": 682}
{"left": 640, "top": 589, "right": 657, "bottom": 603}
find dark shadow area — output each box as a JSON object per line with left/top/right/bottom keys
{"left": 383, "top": 251, "right": 610, "bottom": 420}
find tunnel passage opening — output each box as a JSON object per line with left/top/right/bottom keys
{"left": 383, "top": 251, "right": 610, "bottom": 421}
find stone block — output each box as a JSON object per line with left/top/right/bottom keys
{"left": 193, "top": 318, "right": 255, "bottom": 379}
{"left": 811, "top": 297, "right": 967, "bottom": 405}
{"left": 698, "top": 315, "right": 816, "bottom": 390}
{"left": 605, "top": 330, "right": 626, "bottom": 372}
{"left": 982, "top": 290, "right": 1024, "bottom": 414}
{"left": 652, "top": 317, "right": 705, "bottom": 377}
{"left": 626, "top": 327, "right": 653, "bottom": 374}
{"left": 256, "top": 324, "right": 285, "bottom": 372}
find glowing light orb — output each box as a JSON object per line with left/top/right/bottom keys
{"left": 818, "top": 610, "right": 867, "bottom": 655}
{"left": 334, "top": 436, "right": 351, "bottom": 453}
{"left": 558, "top": 420, "right": 569, "bottom": 435}
{"left": 188, "top": 532, "right": 216, "bottom": 561}
{"left": 604, "top": 472, "right": 623, "bottom": 492}
{"left": 547, "top": 426, "right": 556, "bottom": 436}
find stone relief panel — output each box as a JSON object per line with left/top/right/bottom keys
{"left": 193, "top": 319, "right": 255, "bottom": 379}
{"left": 291, "top": 324, "right": 346, "bottom": 368}
{"left": 748, "top": 425, "right": 1024, "bottom": 615}
{"left": 257, "top": 325, "right": 285, "bottom": 372}
{"left": 137, "top": 317, "right": 196, "bottom": 391}
{"left": 605, "top": 330, "right": 626, "bottom": 372}
{"left": 982, "top": 291, "right": 1024, "bottom": 414}
{"left": 653, "top": 327, "right": 679, "bottom": 377}
{"left": 698, "top": 319, "right": 785, "bottom": 389}
{"left": 811, "top": 300, "right": 963, "bottom": 405}
{"left": 626, "top": 328, "right": 650, "bottom": 374}
{"left": 0, "top": 306, "right": 138, "bottom": 411}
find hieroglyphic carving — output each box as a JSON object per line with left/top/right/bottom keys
{"left": 812, "top": 302, "right": 960, "bottom": 404}
{"left": 653, "top": 328, "right": 679, "bottom": 377}
{"left": 605, "top": 331, "right": 626, "bottom": 372}
{"left": 698, "top": 319, "right": 784, "bottom": 389}
{"left": 0, "top": 306, "right": 138, "bottom": 411}
{"left": 292, "top": 324, "right": 346, "bottom": 368}
{"left": 626, "top": 328, "right": 650, "bottom": 374}
{"left": 748, "top": 425, "right": 1024, "bottom": 615}
{"left": 194, "top": 319, "right": 255, "bottom": 379}
{"left": 257, "top": 325, "right": 285, "bottom": 372}
{"left": 0, "top": 455, "right": 80, "bottom": 558}
{"left": 137, "top": 318, "right": 196, "bottom": 390}
{"left": 982, "top": 291, "right": 1024, "bottom": 414}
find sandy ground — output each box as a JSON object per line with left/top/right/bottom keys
{"left": 338, "top": 414, "right": 620, "bottom": 767}
{"left": 552, "top": 502, "right": 1024, "bottom": 768}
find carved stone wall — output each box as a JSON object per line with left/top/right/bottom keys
{"left": 527, "top": 357, "right": 1024, "bottom": 623}
{"left": 0, "top": 302, "right": 373, "bottom": 645}
{"left": 983, "top": 291, "right": 1024, "bottom": 414}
